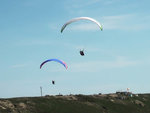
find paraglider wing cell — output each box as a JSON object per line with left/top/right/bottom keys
{"left": 40, "top": 59, "right": 68, "bottom": 69}
{"left": 61, "top": 17, "right": 103, "bottom": 33}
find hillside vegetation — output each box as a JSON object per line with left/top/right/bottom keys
{"left": 0, "top": 93, "right": 150, "bottom": 113}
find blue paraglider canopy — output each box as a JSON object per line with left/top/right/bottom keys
{"left": 40, "top": 59, "right": 68, "bottom": 69}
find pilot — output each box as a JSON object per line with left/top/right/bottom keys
{"left": 52, "top": 80, "right": 55, "bottom": 85}
{"left": 80, "top": 49, "right": 84, "bottom": 56}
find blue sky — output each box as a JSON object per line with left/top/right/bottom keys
{"left": 0, "top": 0, "right": 150, "bottom": 98}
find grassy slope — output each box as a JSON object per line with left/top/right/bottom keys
{"left": 0, "top": 94, "right": 150, "bottom": 113}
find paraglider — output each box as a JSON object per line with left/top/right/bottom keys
{"left": 61, "top": 17, "right": 103, "bottom": 56}
{"left": 61, "top": 17, "right": 103, "bottom": 33}
{"left": 40, "top": 58, "right": 68, "bottom": 69}
{"left": 40, "top": 59, "right": 67, "bottom": 87}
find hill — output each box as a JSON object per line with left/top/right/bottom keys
{"left": 0, "top": 93, "right": 150, "bottom": 113}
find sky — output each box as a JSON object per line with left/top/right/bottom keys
{"left": 0, "top": 0, "right": 150, "bottom": 98}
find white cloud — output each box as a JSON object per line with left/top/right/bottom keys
{"left": 64, "top": 0, "right": 120, "bottom": 9}
{"left": 69, "top": 56, "right": 138, "bottom": 72}
{"left": 14, "top": 38, "right": 61, "bottom": 47}
{"left": 65, "top": 0, "right": 102, "bottom": 9}
{"left": 11, "top": 64, "right": 27, "bottom": 68}
{"left": 103, "top": 0, "right": 120, "bottom": 5}
{"left": 101, "top": 14, "right": 150, "bottom": 31}
{"left": 101, "top": 14, "right": 133, "bottom": 30}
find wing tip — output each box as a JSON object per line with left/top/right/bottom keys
{"left": 100, "top": 26, "right": 103, "bottom": 31}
